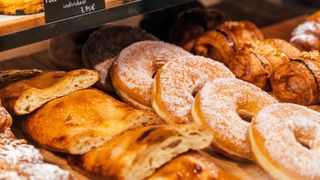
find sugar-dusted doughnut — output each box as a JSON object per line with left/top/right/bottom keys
{"left": 249, "top": 103, "right": 320, "bottom": 179}
{"left": 152, "top": 56, "right": 235, "bottom": 124}
{"left": 192, "top": 78, "right": 278, "bottom": 160}
{"left": 111, "top": 41, "right": 191, "bottom": 110}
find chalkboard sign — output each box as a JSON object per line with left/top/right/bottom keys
{"left": 44, "top": 0, "right": 105, "bottom": 23}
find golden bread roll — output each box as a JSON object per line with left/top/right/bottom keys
{"left": 24, "top": 89, "right": 162, "bottom": 154}
{"left": 0, "top": 69, "right": 42, "bottom": 88}
{"left": 68, "top": 124, "right": 213, "bottom": 180}
{"left": 193, "top": 21, "right": 264, "bottom": 66}
{"left": 0, "top": 0, "right": 43, "bottom": 15}
{"left": 0, "top": 69, "right": 99, "bottom": 115}
{"left": 228, "top": 40, "right": 289, "bottom": 90}
{"left": 148, "top": 151, "right": 237, "bottom": 180}
{"left": 270, "top": 51, "right": 320, "bottom": 105}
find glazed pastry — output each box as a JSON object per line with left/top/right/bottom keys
{"left": 0, "top": 100, "right": 12, "bottom": 130}
{"left": 83, "top": 26, "right": 157, "bottom": 91}
{"left": 24, "top": 89, "right": 162, "bottom": 154}
{"left": 148, "top": 151, "right": 237, "bottom": 180}
{"left": 249, "top": 103, "right": 320, "bottom": 179}
{"left": 290, "top": 10, "right": 320, "bottom": 51}
{"left": 0, "top": 69, "right": 42, "bottom": 88}
{"left": 193, "top": 21, "right": 264, "bottom": 66}
{"left": 192, "top": 78, "right": 278, "bottom": 160}
{"left": 0, "top": 69, "right": 99, "bottom": 115}
{"left": 49, "top": 29, "right": 95, "bottom": 70}
{"left": 270, "top": 51, "right": 320, "bottom": 105}
{"left": 0, "top": 0, "right": 43, "bottom": 15}
{"left": 111, "top": 41, "right": 191, "bottom": 110}
{"left": 169, "top": 8, "right": 227, "bottom": 51}
{"left": 68, "top": 124, "right": 212, "bottom": 180}
{"left": 264, "top": 38, "right": 300, "bottom": 58}
{"left": 228, "top": 40, "right": 289, "bottom": 90}
{"left": 152, "top": 56, "right": 235, "bottom": 124}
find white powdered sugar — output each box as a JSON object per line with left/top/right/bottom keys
{"left": 157, "top": 56, "right": 235, "bottom": 123}
{"left": 290, "top": 21, "right": 320, "bottom": 49}
{"left": 254, "top": 103, "right": 320, "bottom": 178}
{"left": 197, "top": 78, "right": 277, "bottom": 158}
{"left": 113, "top": 41, "right": 191, "bottom": 105}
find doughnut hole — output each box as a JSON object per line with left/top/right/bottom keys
{"left": 293, "top": 126, "right": 320, "bottom": 150}
{"left": 236, "top": 103, "right": 260, "bottom": 123}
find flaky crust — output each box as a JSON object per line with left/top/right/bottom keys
{"left": 68, "top": 124, "right": 213, "bottom": 180}
{"left": 24, "top": 89, "right": 162, "bottom": 154}
{"left": 0, "top": 69, "right": 99, "bottom": 115}
{"left": 0, "top": 0, "right": 43, "bottom": 15}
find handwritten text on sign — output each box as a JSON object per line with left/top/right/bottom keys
{"left": 44, "top": 0, "right": 105, "bottom": 23}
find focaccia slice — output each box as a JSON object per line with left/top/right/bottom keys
{"left": 68, "top": 124, "right": 212, "bottom": 180}
{"left": 24, "top": 89, "right": 162, "bottom": 154}
{"left": 0, "top": 69, "right": 99, "bottom": 115}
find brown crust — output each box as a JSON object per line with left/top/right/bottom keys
{"left": 0, "top": 69, "right": 43, "bottom": 88}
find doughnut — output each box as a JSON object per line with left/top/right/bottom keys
{"left": 83, "top": 26, "right": 157, "bottom": 91}
{"left": 192, "top": 78, "right": 278, "bottom": 160}
{"left": 111, "top": 41, "right": 191, "bottom": 110}
{"left": 249, "top": 103, "right": 320, "bottom": 179}
{"left": 152, "top": 56, "right": 235, "bottom": 124}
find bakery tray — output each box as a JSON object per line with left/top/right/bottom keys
{"left": 0, "top": 15, "right": 306, "bottom": 179}
{"left": 0, "top": 0, "right": 194, "bottom": 52}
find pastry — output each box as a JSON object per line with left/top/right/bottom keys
{"left": 270, "top": 51, "right": 320, "bottom": 105}
{"left": 152, "top": 55, "right": 235, "bottom": 124}
{"left": 0, "top": 100, "right": 12, "bottom": 130}
{"left": 290, "top": 11, "right": 320, "bottom": 51}
{"left": 192, "top": 78, "right": 278, "bottom": 160}
{"left": 264, "top": 38, "right": 300, "bottom": 58}
{"left": 0, "top": 69, "right": 99, "bottom": 115}
{"left": 68, "top": 124, "right": 213, "bottom": 180}
{"left": 249, "top": 103, "right": 320, "bottom": 179}
{"left": 148, "top": 151, "right": 236, "bottom": 180}
{"left": 228, "top": 40, "right": 289, "bottom": 91}
{"left": 24, "top": 89, "right": 162, "bottom": 154}
{"left": 169, "top": 8, "right": 228, "bottom": 51}
{"left": 49, "top": 29, "right": 96, "bottom": 70}
{"left": 193, "top": 21, "right": 264, "bottom": 66}
{"left": 111, "top": 41, "right": 191, "bottom": 110}
{"left": 0, "top": 0, "right": 43, "bottom": 15}
{"left": 0, "top": 69, "right": 42, "bottom": 88}
{"left": 82, "top": 26, "right": 157, "bottom": 91}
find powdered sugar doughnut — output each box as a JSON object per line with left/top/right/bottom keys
{"left": 249, "top": 103, "right": 320, "bottom": 179}
{"left": 111, "top": 41, "right": 191, "bottom": 109}
{"left": 152, "top": 56, "right": 235, "bottom": 124}
{"left": 192, "top": 78, "right": 277, "bottom": 160}
{"left": 290, "top": 21, "right": 320, "bottom": 51}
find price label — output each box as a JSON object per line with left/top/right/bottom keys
{"left": 44, "top": 0, "right": 105, "bottom": 23}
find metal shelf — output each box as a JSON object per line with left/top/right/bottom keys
{"left": 0, "top": 0, "right": 194, "bottom": 52}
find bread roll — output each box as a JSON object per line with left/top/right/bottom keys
{"left": 0, "top": 69, "right": 99, "bottom": 115}
{"left": 68, "top": 124, "right": 212, "bottom": 180}
{"left": 24, "top": 89, "right": 162, "bottom": 154}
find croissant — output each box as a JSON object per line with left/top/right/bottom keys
{"left": 270, "top": 51, "right": 320, "bottom": 105}
{"left": 192, "top": 21, "right": 264, "bottom": 66}
{"left": 290, "top": 11, "right": 320, "bottom": 51}
{"left": 228, "top": 39, "right": 291, "bottom": 90}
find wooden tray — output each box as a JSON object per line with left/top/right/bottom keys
{"left": 1, "top": 15, "right": 307, "bottom": 180}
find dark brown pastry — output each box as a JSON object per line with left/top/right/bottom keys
{"left": 49, "top": 29, "right": 95, "bottom": 70}
{"left": 0, "top": 69, "right": 42, "bottom": 88}
{"left": 169, "top": 8, "right": 228, "bottom": 51}
{"left": 139, "top": 1, "right": 204, "bottom": 41}
{"left": 82, "top": 26, "right": 157, "bottom": 91}
{"left": 271, "top": 51, "right": 320, "bottom": 105}
{"left": 193, "top": 21, "right": 264, "bottom": 66}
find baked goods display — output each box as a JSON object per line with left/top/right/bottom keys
{"left": 68, "top": 124, "right": 212, "bottom": 180}
{"left": 82, "top": 26, "right": 157, "bottom": 91}
{"left": 152, "top": 55, "right": 235, "bottom": 124}
{"left": 271, "top": 51, "right": 320, "bottom": 105}
{"left": 0, "top": 69, "right": 99, "bottom": 115}
{"left": 111, "top": 41, "right": 191, "bottom": 110}
{"left": 290, "top": 11, "right": 320, "bottom": 51}
{"left": 249, "top": 103, "right": 320, "bottom": 179}
{"left": 0, "top": 0, "right": 43, "bottom": 15}
{"left": 192, "top": 78, "right": 278, "bottom": 161}
{"left": 193, "top": 21, "right": 264, "bottom": 66}
{"left": 24, "top": 88, "right": 162, "bottom": 154}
